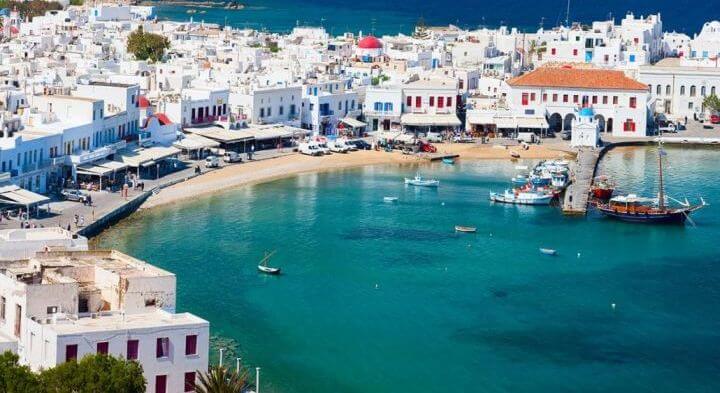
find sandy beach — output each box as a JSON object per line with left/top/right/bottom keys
{"left": 143, "top": 142, "right": 574, "bottom": 209}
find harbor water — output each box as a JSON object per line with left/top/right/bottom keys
{"left": 152, "top": 0, "right": 711, "bottom": 36}
{"left": 96, "top": 145, "right": 720, "bottom": 393}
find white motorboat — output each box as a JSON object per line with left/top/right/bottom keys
{"left": 383, "top": 196, "right": 399, "bottom": 203}
{"left": 404, "top": 174, "right": 439, "bottom": 187}
{"left": 489, "top": 189, "right": 553, "bottom": 205}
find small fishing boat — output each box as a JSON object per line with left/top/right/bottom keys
{"left": 591, "top": 176, "right": 615, "bottom": 201}
{"left": 510, "top": 151, "right": 521, "bottom": 159}
{"left": 383, "top": 196, "right": 398, "bottom": 203}
{"left": 455, "top": 226, "right": 477, "bottom": 233}
{"left": 257, "top": 251, "right": 281, "bottom": 275}
{"left": 404, "top": 174, "right": 439, "bottom": 187}
{"left": 515, "top": 165, "right": 529, "bottom": 171}
{"left": 489, "top": 189, "right": 553, "bottom": 205}
{"left": 442, "top": 157, "right": 455, "bottom": 164}
{"left": 539, "top": 248, "right": 557, "bottom": 256}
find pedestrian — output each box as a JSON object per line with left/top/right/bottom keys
{"left": 87, "top": 194, "right": 92, "bottom": 206}
{"left": 79, "top": 216, "right": 84, "bottom": 227}
{"left": 66, "top": 223, "right": 71, "bottom": 231}
{"left": 20, "top": 221, "right": 24, "bottom": 229}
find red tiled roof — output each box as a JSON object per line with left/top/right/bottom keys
{"left": 142, "top": 113, "right": 173, "bottom": 128}
{"left": 508, "top": 67, "right": 648, "bottom": 91}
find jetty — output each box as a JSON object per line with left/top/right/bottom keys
{"left": 425, "top": 153, "right": 460, "bottom": 161}
{"left": 562, "top": 148, "right": 600, "bottom": 215}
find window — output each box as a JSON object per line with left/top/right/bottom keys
{"left": 713, "top": 87, "right": 717, "bottom": 96}
{"left": 613, "top": 96, "right": 619, "bottom": 105}
{"left": 97, "top": 342, "right": 109, "bottom": 355}
{"left": 521, "top": 93, "right": 529, "bottom": 106}
{"left": 438, "top": 97, "right": 444, "bottom": 108}
{"left": 629, "top": 97, "right": 637, "bottom": 108}
{"left": 46, "top": 306, "right": 58, "bottom": 314}
{"left": 374, "top": 102, "right": 382, "bottom": 111}
{"left": 542, "top": 93, "right": 547, "bottom": 102}
{"left": 680, "top": 86, "right": 686, "bottom": 96}
{"left": 259, "top": 108, "right": 265, "bottom": 118}
{"left": 267, "top": 107, "right": 272, "bottom": 117}
{"left": 384, "top": 103, "right": 393, "bottom": 111}
{"left": 279, "top": 106, "right": 284, "bottom": 115}
{"left": 656, "top": 85, "right": 661, "bottom": 95}
{"left": 666, "top": 85, "right": 671, "bottom": 95}
{"left": 690, "top": 86, "right": 696, "bottom": 97}
{"left": 573, "top": 49, "right": 578, "bottom": 56}
{"left": 629, "top": 54, "right": 636, "bottom": 63}
{"left": 551, "top": 48, "right": 556, "bottom": 55}
{"left": 530, "top": 93, "right": 536, "bottom": 101}
{"left": 184, "top": 372, "right": 196, "bottom": 392}
{"left": 156, "top": 337, "right": 170, "bottom": 358}
{"left": 592, "top": 96, "right": 598, "bottom": 104}
{"left": 552, "top": 94, "right": 558, "bottom": 102}
{"left": 127, "top": 340, "right": 139, "bottom": 360}
{"left": 66, "top": 344, "right": 78, "bottom": 362}
{"left": 563, "top": 95, "right": 568, "bottom": 103}
{"left": 429, "top": 96, "right": 435, "bottom": 107}
{"left": 573, "top": 95, "right": 579, "bottom": 104}
{"left": 602, "top": 96, "right": 608, "bottom": 104}
{"left": 623, "top": 119, "right": 636, "bottom": 132}
{"left": 446, "top": 97, "right": 452, "bottom": 107}
{"left": 415, "top": 96, "right": 421, "bottom": 107}
{"left": 185, "top": 335, "right": 198, "bottom": 356}
{"left": 155, "top": 375, "right": 167, "bottom": 393}
{"left": 406, "top": 96, "right": 412, "bottom": 107}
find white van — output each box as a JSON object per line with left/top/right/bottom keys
{"left": 517, "top": 132, "right": 537, "bottom": 144}
{"left": 223, "top": 151, "right": 242, "bottom": 163}
{"left": 299, "top": 142, "right": 323, "bottom": 156}
{"left": 328, "top": 141, "right": 349, "bottom": 153}
{"left": 205, "top": 155, "right": 220, "bottom": 168}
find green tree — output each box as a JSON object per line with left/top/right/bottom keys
{"left": 195, "top": 366, "right": 253, "bottom": 393}
{"left": 703, "top": 93, "right": 720, "bottom": 112}
{"left": 127, "top": 26, "right": 170, "bottom": 62}
{"left": 40, "top": 354, "right": 145, "bottom": 393}
{"left": 0, "top": 351, "right": 41, "bottom": 393}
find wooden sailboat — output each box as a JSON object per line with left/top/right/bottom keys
{"left": 595, "top": 143, "right": 706, "bottom": 224}
{"left": 257, "top": 250, "right": 281, "bottom": 275}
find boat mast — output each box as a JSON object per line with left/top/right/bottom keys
{"left": 657, "top": 143, "right": 665, "bottom": 210}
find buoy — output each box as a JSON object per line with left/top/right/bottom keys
{"left": 375, "top": 284, "right": 379, "bottom": 289}
{"left": 577, "top": 252, "right": 581, "bottom": 258}
{"left": 611, "top": 303, "right": 616, "bottom": 310}
{"left": 441, "top": 202, "right": 445, "bottom": 206}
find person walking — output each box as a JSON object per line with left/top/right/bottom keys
{"left": 79, "top": 216, "right": 85, "bottom": 227}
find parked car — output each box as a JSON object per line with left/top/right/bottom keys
{"left": 426, "top": 132, "right": 443, "bottom": 143}
{"left": 347, "top": 139, "right": 371, "bottom": 150}
{"left": 61, "top": 189, "right": 89, "bottom": 203}
{"left": 452, "top": 135, "right": 475, "bottom": 143}
{"left": 328, "top": 141, "right": 349, "bottom": 153}
{"left": 223, "top": 151, "right": 242, "bottom": 163}
{"left": 711, "top": 114, "right": 720, "bottom": 124}
{"left": 299, "top": 142, "right": 323, "bottom": 156}
{"left": 204, "top": 155, "right": 220, "bottom": 168}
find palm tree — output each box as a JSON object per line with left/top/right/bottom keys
{"left": 195, "top": 366, "right": 254, "bottom": 393}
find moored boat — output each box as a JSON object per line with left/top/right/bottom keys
{"left": 257, "top": 251, "right": 281, "bottom": 275}
{"left": 442, "top": 157, "right": 455, "bottom": 164}
{"left": 591, "top": 176, "right": 615, "bottom": 201}
{"left": 539, "top": 248, "right": 557, "bottom": 256}
{"left": 383, "top": 196, "right": 399, "bottom": 203}
{"left": 489, "top": 189, "right": 553, "bottom": 205}
{"left": 455, "top": 225, "right": 477, "bottom": 233}
{"left": 404, "top": 174, "right": 439, "bottom": 187}
{"left": 511, "top": 174, "right": 528, "bottom": 186}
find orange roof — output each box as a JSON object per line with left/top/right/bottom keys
{"left": 508, "top": 67, "right": 648, "bottom": 91}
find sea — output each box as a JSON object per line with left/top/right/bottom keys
{"left": 152, "top": 0, "right": 713, "bottom": 35}
{"left": 95, "top": 145, "right": 720, "bottom": 393}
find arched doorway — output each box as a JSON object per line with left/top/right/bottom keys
{"left": 563, "top": 113, "right": 576, "bottom": 131}
{"left": 594, "top": 114, "right": 606, "bottom": 132}
{"left": 548, "top": 113, "right": 563, "bottom": 133}
{"left": 607, "top": 118, "right": 614, "bottom": 133}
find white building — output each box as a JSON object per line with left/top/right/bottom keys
{"left": 0, "top": 248, "right": 209, "bottom": 393}
{"left": 638, "top": 57, "right": 720, "bottom": 120}
{"left": 400, "top": 77, "right": 461, "bottom": 133}
{"left": 363, "top": 86, "right": 402, "bottom": 131}
{"left": 507, "top": 66, "right": 650, "bottom": 137}
{"left": 688, "top": 21, "right": 720, "bottom": 60}
{"left": 301, "top": 79, "right": 359, "bottom": 135}
{"left": 571, "top": 108, "right": 601, "bottom": 147}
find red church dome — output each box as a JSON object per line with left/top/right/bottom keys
{"left": 138, "top": 95, "right": 150, "bottom": 108}
{"left": 358, "top": 36, "right": 383, "bottom": 49}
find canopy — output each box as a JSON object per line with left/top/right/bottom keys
{"left": 185, "top": 126, "right": 254, "bottom": 143}
{"left": 515, "top": 116, "right": 549, "bottom": 129}
{"left": 341, "top": 117, "right": 367, "bottom": 128}
{"left": 401, "top": 113, "right": 461, "bottom": 127}
{"left": 466, "top": 112, "right": 496, "bottom": 125}
{"left": 173, "top": 134, "right": 220, "bottom": 151}
{"left": 115, "top": 146, "right": 180, "bottom": 168}
{"left": 494, "top": 115, "right": 517, "bottom": 129}
{"left": 372, "top": 131, "right": 402, "bottom": 141}
{"left": 242, "top": 125, "right": 294, "bottom": 141}
{"left": 76, "top": 159, "right": 129, "bottom": 177}
{"left": 0, "top": 185, "right": 50, "bottom": 206}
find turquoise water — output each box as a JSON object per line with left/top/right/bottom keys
{"left": 153, "top": 0, "right": 711, "bottom": 35}
{"left": 96, "top": 145, "right": 720, "bottom": 393}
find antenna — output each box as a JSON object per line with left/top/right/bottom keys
{"left": 565, "top": 0, "right": 571, "bottom": 27}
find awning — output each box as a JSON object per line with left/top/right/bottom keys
{"left": 76, "top": 159, "right": 129, "bottom": 176}
{"left": 371, "top": 131, "right": 402, "bottom": 141}
{"left": 516, "top": 116, "right": 549, "bottom": 129}
{"left": 401, "top": 113, "right": 461, "bottom": 127}
{"left": 395, "top": 133, "right": 416, "bottom": 143}
{"left": 242, "top": 126, "right": 293, "bottom": 141}
{"left": 173, "top": 134, "right": 220, "bottom": 151}
{"left": 185, "top": 126, "right": 255, "bottom": 143}
{"left": 0, "top": 185, "right": 50, "bottom": 206}
{"left": 466, "top": 112, "right": 496, "bottom": 125}
{"left": 115, "top": 146, "right": 180, "bottom": 168}
{"left": 341, "top": 117, "right": 367, "bottom": 128}
{"left": 494, "top": 116, "right": 518, "bottom": 129}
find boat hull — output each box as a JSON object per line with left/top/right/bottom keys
{"left": 596, "top": 208, "right": 688, "bottom": 224}
{"left": 489, "top": 192, "right": 553, "bottom": 205}
{"left": 405, "top": 179, "right": 439, "bottom": 187}
{"left": 591, "top": 188, "right": 614, "bottom": 201}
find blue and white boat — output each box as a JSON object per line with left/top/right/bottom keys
{"left": 404, "top": 174, "right": 440, "bottom": 187}
{"left": 489, "top": 189, "right": 553, "bottom": 205}
{"left": 511, "top": 174, "right": 529, "bottom": 186}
